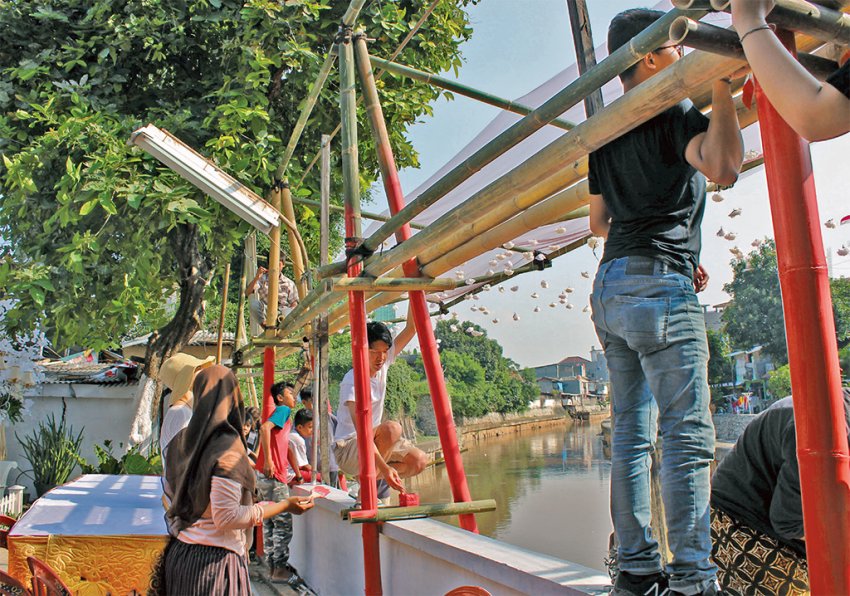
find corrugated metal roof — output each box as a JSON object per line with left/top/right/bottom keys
{"left": 121, "top": 330, "right": 235, "bottom": 348}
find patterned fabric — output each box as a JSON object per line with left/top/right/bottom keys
{"left": 710, "top": 507, "right": 809, "bottom": 595}
{"left": 256, "top": 272, "right": 298, "bottom": 312}
{"left": 160, "top": 539, "right": 250, "bottom": 596}
{"left": 257, "top": 476, "right": 293, "bottom": 569}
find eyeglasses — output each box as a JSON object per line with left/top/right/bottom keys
{"left": 655, "top": 43, "right": 684, "bottom": 57}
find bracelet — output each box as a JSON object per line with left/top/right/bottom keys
{"left": 738, "top": 23, "right": 776, "bottom": 44}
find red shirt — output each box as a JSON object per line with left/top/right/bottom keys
{"left": 254, "top": 406, "right": 292, "bottom": 484}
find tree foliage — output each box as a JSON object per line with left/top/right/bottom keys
{"left": 722, "top": 240, "right": 788, "bottom": 365}
{"left": 767, "top": 364, "right": 792, "bottom": 399}
{"left": 0, "top": 0, "right": 476, "bottom": 366}
{"left": 706, "top": 328, "right": 732, "bottom": 390}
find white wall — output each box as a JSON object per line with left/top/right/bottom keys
{"left": 7, "top": 382, "right": 139, "bottom": 497}
{"left": 289, "top": 486, "right": 610, "bottom": 596}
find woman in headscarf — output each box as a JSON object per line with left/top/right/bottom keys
{"left": 161, "top": 365, "right": 313, "bottom": 595}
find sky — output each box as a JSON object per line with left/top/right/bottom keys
{"left": 371, "top": 0, "right": 850, "bottom": 369}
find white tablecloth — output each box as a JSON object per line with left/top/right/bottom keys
{"left": 11, "top": 473, "right": 167, "bottom": 537}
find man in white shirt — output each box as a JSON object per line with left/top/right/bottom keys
{"left": 333, "top": 318, "right": 427, "bottom": 493}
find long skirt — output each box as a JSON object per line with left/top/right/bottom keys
{"left": 160, "top": 539, "right": 251, "bottom": 596}
{"left": 711, "top": 507, "right": 809, "bottom": 595}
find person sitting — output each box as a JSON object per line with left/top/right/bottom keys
{"left": 254, "top": 381, "right": 300, "bottom": 583}
{"left": 246, "top": 252, "right": 299, "bottom": 332}
{"left": 289, "top": 409, "right": 314, "bottom": 484}
{"left": 709, "top": 392, "right": 850, "bottom": 595}
{"left": 333, "top": 318, "right": 428, "bottom": 497}
{"left": 162, "top": 365, "right": 313, "bottom": 595}
{"left": 159, "top": 353, "right": 214, "bottom": 479}
{"left": 730, "top": 0, "right": 849, "bottom": 141}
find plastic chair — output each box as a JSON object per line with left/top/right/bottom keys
{"left": 25, "top": 557, "right": 71, "bottom": 596}
{"left": 0, "top": 514, "right": 15, "bottom": 549}
{"left": 0, "top": 569, "right": 31, "bottom": 596}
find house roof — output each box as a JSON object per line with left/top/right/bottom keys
{"left": 122, "top": 329, "right": 236, "bottom": 349}
{"left": 559, "top": 356, "right": 591, "bottom": 365}
{"left": 39, "top": 359, "right": 139, "bottom": 385}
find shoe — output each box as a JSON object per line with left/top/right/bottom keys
{"left": 670, "top": 580, "right": 723, "bottom": 596}
{"left": 269, "top": 565, "right": 295, "bottom": 584}
{"left": 610, "top": 570, "right": 669, "bottom": 596}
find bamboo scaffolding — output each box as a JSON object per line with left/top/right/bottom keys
{"left": 669, "top": 16, "right": 839, "bottom": 79}
{"left": 359, "top": 50, "right": 744, "bottom": 281}
{"left": 342, "top": 499, "right": 497, "bottom": 523}
{"left": 290, "top": 195, "right": 426, "bottom": 229}
{"left": 674, "top": 0, "right": 850, "bottom": 45}
{"left": 567, "top": 0, "right": 604, "bottom": 117}
{"left": 275, "top": 0, "right": 367, "bottom": 177}
{"left": 368, "top": 56, "right": 576, "bottom": 130}
{"left": 331, "top": 277, "right": 459, "bottom": 292}
{"left": 216, "top": 263, "right": 231, "bottom": 364}
{"left": 313, "top": 6, "right": 706, "bottom": 277}
{"left": 281, "top": 184, "right": 309, "bottom": 299}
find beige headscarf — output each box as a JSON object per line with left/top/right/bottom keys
{"left": 165, "top": 365, "right": 255, "bottom": 535}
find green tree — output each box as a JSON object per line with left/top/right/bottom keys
{"left": 830, "top": 277, "right": 850, "bottom": 350}
{"left": 0, "top": 0, "right": 476, "bottom": 439}
{"left": 706, "top": 329, "right": 732, "bottom": 393}
{"left": 722, "top": 240, "right": 788, "bottom": 365}
{"left": 385, "top": 359, "right": 423, "bottom": 417}
{"left": 767, "top": 364, "right": 792, "bottom": 399}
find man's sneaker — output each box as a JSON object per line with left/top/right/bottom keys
{"left": 610, "top": 570, "right": 669, "bottom": 596}
{"left": 670, "top": 580, "right": 723, "bottom": 596}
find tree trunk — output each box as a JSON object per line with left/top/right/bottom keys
{"left": 128, "top": 224, "right": 213, "bottom": 447}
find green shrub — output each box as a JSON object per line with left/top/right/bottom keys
{"left": 16, "top": 413, "right": 83, "bottom": 497}
{"left": 77, "top": 440, "right": 162, "bottom": 476}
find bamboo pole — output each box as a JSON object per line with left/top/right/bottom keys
{"left": 674, "top": 0, "right": 850, "bottom": 45}
{"left": 343, "top": 499, "right": 497, "bottom": 523}
{"left": 265, "top": 188, "right": 282, "bottom": 335}
{"left": 566, "top": 0, "right": 604, "bottom": 117}
{"left": 290, "top": 194, "right": 426, "bottom": 229}
{"left": 318, "top": 133, "right": 331, "bottom": 485}
{"left": 280, "top": 184, "right": 309, "bottom": 299}
{"left": 234, "top": 248, "right": 249, "bottom": 350}
{"left": 368, "top": 56, "right": 576, "bottom": 130}
{"left": 275, "top": 0, "right": 367, "bottom": 177}
{"left": 361, "top": 49, "right": 744, "bottom": 280}
{"left": 669, "top": 16, "right": 839, "bottom": 80}
{"left": 341, "top": 6, "right": 704, "bottom": 266}
{"left": 332, "top": 277, "right": 459, "bottom": 292}
{"left": 216, "top": 263, "right": 231, "bottom": 364}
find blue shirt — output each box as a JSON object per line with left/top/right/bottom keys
{"left": 267, "top": 405, "right": 291, "bottom": 429}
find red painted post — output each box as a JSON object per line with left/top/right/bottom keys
{"left": 754, "top": 29, "right": 850, "bottom": 595}
{"left": 354, "top": 35, "right": 478, "bottom": 533}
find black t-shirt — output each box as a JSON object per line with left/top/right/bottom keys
{"left": 711, "top": 395, "right": 850, "bottom": 556}
{"left": 826, "top": 60, "right": 849, "bottom": 99}
{"left": 588, "top": 100, "right": 710, "bottom": 277}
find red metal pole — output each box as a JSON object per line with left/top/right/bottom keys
{"left": 340, "top": 31, "right": 382, "bottom": 595}
{"left": 354, "top": 35, "right": 478, "bottom": 533}
{"left": 755, "top": 29, "right": 850, "bottom": 595}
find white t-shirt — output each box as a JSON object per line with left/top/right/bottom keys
{"left": 289, "top": 431, "right": 309, "bottom": 467}
{"left": 160, "top": 402, "right": 192, "bottom": 475}
{"left": 334, "top": 346, "right": 398, "bottom": 441}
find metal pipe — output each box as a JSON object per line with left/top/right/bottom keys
{"left": 351, "top": 7, "right": 705, "bottom": 261}
{"left": 755, "top": 29, "right": 850, "bottom": 595}
{"left": 290, "top": 194, "right": 426, "bottom": 229}
{"left": 275, "top": 0, "right": 367, "bottom": 177}
{"left": 340, "top": 33, "right": 383, "bottom": 596}
{"left": 355, "top": 34, "right": 479, "bottom": 533}
{"left": 368, "top": 56, "right": 575, "bottom": 130}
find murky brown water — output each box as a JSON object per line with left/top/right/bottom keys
{"left": 407, "top": 419, "right": 613, "bottom": 572}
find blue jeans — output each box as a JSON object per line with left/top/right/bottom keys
{"left": 591, "top": 257, "right": 716, "bottom": 594}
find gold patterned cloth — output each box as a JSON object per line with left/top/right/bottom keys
{"left": 7, "top": 474, "right": 169, "bottom": 595}
{"left": 710, "top": 507, "right": 809, "bottom": 595}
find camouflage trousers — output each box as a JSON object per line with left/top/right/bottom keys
{"left": 256, "top": 476, "right": 293, "bottom": 569}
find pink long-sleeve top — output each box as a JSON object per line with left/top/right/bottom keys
{"left": 177, "top": 476, "right": 263, "bottom": 556}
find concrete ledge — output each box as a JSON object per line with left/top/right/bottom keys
{"left": 289, "top": 485, "right": 610, "bottom": 595}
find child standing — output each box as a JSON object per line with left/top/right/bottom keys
{"left": 289, "top": 409, "right": 314, "bottom": 484}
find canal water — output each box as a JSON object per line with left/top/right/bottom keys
{"left": 407, "top": 419, "right": 613, "bottom": 572}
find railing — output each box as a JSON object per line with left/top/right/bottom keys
{"left": 0, "top": 485, "right": 24, "bottom": 517}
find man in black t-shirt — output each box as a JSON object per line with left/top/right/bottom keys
{"left": 588, "top": 9, "right": 743, "bottom": 596}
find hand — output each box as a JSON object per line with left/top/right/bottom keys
{"left": 731, "top": 0, "right": 774, "bottom": 31}
{"left": 263, "top": 460, "right": 276, "bottom": 479}
{"left": 694, "top": 264, "right": 709, "bottom": 293}
{"left": 284, "top": 496, "right": 314, "bottom": 515}
{"left": 293, "top": 475, "right": 304, "bottom": 484}
{"left": 382, "top": 466, "right": 405, "bottom": 493}
{"left": 257, "top": 266, "right": 268, "bottom": 276}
